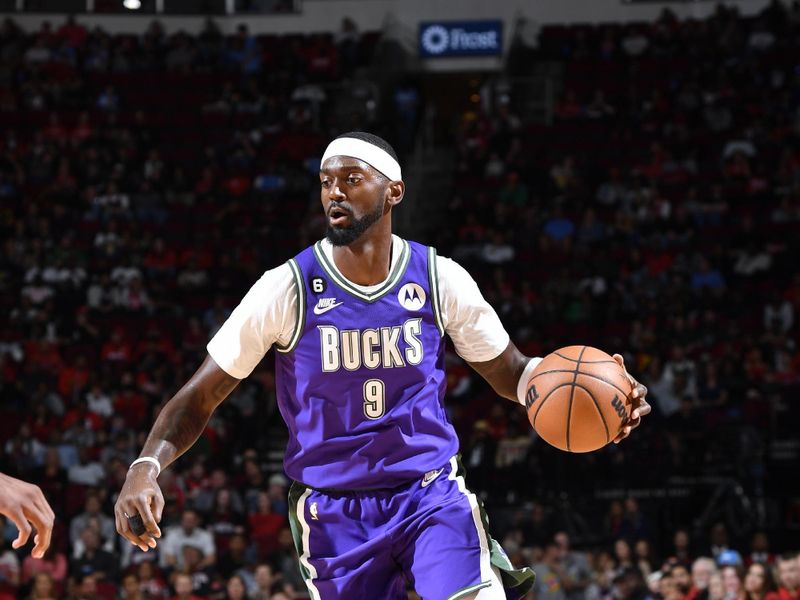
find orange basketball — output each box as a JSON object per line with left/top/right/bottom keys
{"left": 524, "top": 346, "right": 633, "bottom": 453}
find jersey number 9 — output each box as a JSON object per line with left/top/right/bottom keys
{"left": 363, "top": 378, "right": 385, "bottom": 419}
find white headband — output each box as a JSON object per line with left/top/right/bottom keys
{"left": 321, "top": 137, "right": 402, "bottom": 181}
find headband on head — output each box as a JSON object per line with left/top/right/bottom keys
{"left": 321, "top": 137, "right": 402, "bottom": 181}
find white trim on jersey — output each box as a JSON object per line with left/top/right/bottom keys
{"left": 296, "top": 488, "right": 322, "bottom": 600}
{"left": 448, "top": 456, "right": 493, "bottom": 587}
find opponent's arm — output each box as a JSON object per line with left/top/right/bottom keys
{"left": 0, "top": 473, "right": 55, "bottom": 558}
{"left": 114, "top": 355, "right": 240, "bottom": 551}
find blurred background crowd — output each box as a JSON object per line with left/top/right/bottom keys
{"left": 0, "top": 1, "right": 799, "bottom": 599}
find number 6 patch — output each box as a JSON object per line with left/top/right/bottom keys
{"left": 310, "top": 277, "right": 327, "bottom": 294}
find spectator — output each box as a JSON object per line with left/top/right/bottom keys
{"left": 688, "top": 557, "right": 719, "bottom": 600}
{"left": 634, "top": 539, "right": 655, "bottom": 578}
{"left": 721, "top": 565, "right": 745, "bottom": 600}
{"left": 223, "top": 574, "right": 247, "bottom": 600}
{"left": 266, "top": 474, "right": 288, "bottom": 518}
{"left": 619, "top": 498, "right": 652, "bottom": 542}
{"left": 691, "top": 257, "right": 726, "bottom": 292}
{"left": 671, "top": 564, "right": 693, "bottom": 596}
{"left": 615, "top": 539, "right": 634, "bottom": 569}
{"left": 532, "top": 543, "right": 567, "bottom": 600}
{"left": 135, "top": 562, "right": 168, "bottom": 599}
{"left": 554, "top": 531, "right": 592, "bottom": 600}
{"left": 174, "top": 545, "right": 215, "bottom": 598}
{"left": 0, "top": 534, "right": 20, "bottom": 593}
{"left": 542, "top": 205, "right": 575, "bottom": 250}
{"left": 22, "top": 543, "right": 68, "bottom": 586}
{"left": 216, "top": 533, "right": 251, "bottom": 580}
{"left": 249, "top": 563, "right": 275, "bottom": 600}
{"left": 161, "top": 511, "right": 216, "bottom": 571}
{"left": 764, "top": 295, "right": 794, "bottom": 334}
{"left": 169, "top": 573, "right": 200, "bottom": 600}
{"left": 69, "top": 494, "right": 115, "bottom": 548}
{"left": 193, "top": 470, "right": 244, "bottom": 516}
{"left": 67, "top": 447, "right": 105, "bottom": 487}
{"left": 747, "top": 533, "right": 776, "bottom": 567}
{"left": 709, "top": 524, "right": 735, "bottom": 561}
{"left": 614, "top": 566, "right": 649, "bottom": 600}
{"left": 70, "top": 527, "right": 118, "bottom": 582}
{"left": 248, "top": 492, "right": 285, "bottom": 558}
{"left": 96, "top": 86, "right": 119, "bottom": 112}
{"left": 28, "top": 572, "right": 58, "bottom": 600}
{"left": 119, "top": 573, "right": 142, "bottom": 600}
{"left": 710, "top": 573, "right": 727, "bottom": 600}
{"left": 776, "top": 554, "right": 799, "bottom": 600}
{"left": 743, "top": 563, "right": 779, "bottom": 600}
{"left": 481, "top": 231, "right": 515, "bottom": 265}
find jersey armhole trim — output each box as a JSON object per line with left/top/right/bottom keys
{"left": 428, "top": 246, "right": 445, "bottom": 337}
{"left": 275, "top": 259, "right": 305, "bottom": 354}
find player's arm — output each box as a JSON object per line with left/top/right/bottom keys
{"left": 114, "top": 356, "right": 239, "bottom": 551}
{"left": 114, "top": 263, "right": 295, "bottom": 552}
{"left": 466, "top": 340, "right": 531, "bottom": 403}
{"left": 468, "top": 342, "right": 650, "bottom": 442}
{"left": 0, "top": 473, "right": 55, "bottom": 558}
{"left": 437, "top": 253, "right": 649, "bottom": 441}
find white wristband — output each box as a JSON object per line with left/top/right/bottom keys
{"left": 516, "top": 357, "right": 543, "bottom": 406}
{"left": 129, "top": 457, "right": 161, "bottom": 477}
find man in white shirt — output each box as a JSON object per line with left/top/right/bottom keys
{"left": 160, "top": 509, "right": 216, "bottom": 570}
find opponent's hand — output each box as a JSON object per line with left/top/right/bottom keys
{"left": 114, "top": 464, "right": 164, "bottom": 552}
{"left": 612, "top": 353, "right": 650, "bottom": 443}
{"left": 0, "top": 473, "right": 55, "bottom": 558}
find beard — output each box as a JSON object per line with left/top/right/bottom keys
{"left": 325, "top": 201, "right": 385, "bottom": 246}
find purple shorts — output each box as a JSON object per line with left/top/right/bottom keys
{"left": 287, "top": 456, "right": 534, "bottom": 600}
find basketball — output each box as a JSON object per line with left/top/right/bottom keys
{"left": 525, "top": 346, "right": 633, "bottom": 453}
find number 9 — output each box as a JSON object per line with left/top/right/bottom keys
{"left": 363, "top": 379, "right": 385, "bottom": 419}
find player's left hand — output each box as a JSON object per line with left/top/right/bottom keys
{"left": 611, "top": 353, "right": 650, "bottom": 443}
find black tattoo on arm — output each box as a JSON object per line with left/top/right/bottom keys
{"left": 138, "top": 356, "right": 241, "bottom": 469}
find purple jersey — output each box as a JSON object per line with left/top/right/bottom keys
{"left": 274, "top": 238, "right": 458, "bottom": 490}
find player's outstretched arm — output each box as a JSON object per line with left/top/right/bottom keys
{"left": 467, "top": 341, "right": 650, "bottom": 441}
{"left": 114, "top": 355, "right": 240, "bottom": 552}
{"left": 0, "top": 473, "right": 55, "bottom": 558}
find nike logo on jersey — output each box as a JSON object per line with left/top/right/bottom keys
{"left": 313, "top": 298, "right": 343, "bottom": 315}
{"left": 421, "top": 468, "right": 444, "bottom": 487}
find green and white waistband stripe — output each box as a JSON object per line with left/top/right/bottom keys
{"left": 313, "top": 239, "right": 411, "bottom": 303}
{"left": 276, "top": 259, "right": 305, "bottom": 353}
{"left": 427, "top": 246, "right": 444, "bottom": 336}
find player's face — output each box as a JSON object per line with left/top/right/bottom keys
{"left": 320, "top": 157, "right": 387, "bottom": 246}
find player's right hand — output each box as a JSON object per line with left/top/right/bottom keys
{"left": 0, "top": 473, "right": 55, "bottom": 559}
{"left": 114, "top": 463, "right": 164, "bottom": 552}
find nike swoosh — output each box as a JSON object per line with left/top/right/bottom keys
{"left": 421, "top": 469, "right": 443, "bottom": 488}
{"left": 313, "top": 301, "right": 344, "bottom": 315}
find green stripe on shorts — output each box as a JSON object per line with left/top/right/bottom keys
{"left": 454, "top": 456, "right": 536, "bottom": 596}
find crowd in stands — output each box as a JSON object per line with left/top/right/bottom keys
{"left": 0, "top": 2, "right": 799, "bottom": 599}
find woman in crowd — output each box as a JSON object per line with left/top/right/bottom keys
{"left": 722, "top": 565, "right": 746, "bottom": 600}
{"left": 223, "top": 574, "right": 248, "bottom": 600}
{"left": 744, "top": 563, "right": 779, "bottom": 600}
{"left": 28, "top": 572, "right": 58, "bottom": 600}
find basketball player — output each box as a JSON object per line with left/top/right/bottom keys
{"left": 115, "top": 132, "right": 650, "bottom": 599}
{"left": 0, "top": 472, "right": 55, "bottom": 558}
